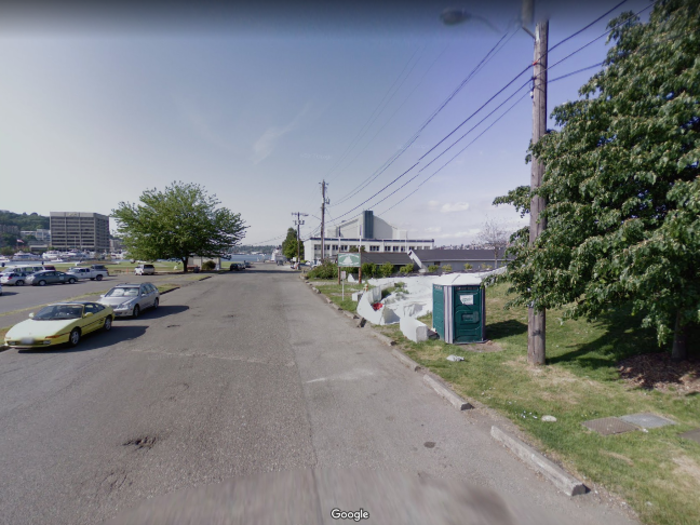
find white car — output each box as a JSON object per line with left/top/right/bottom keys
{"left": 0, "top": 270, "right": 33, "bottom": 286}
{"left": 134, "top": 264, "right": 155, "bottom": 276}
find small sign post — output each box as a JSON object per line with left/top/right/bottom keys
{"left": 337, "top": 253, "right": 361, "bottom": 287}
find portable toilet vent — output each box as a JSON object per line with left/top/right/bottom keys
{"left": 432, "top": 274, "right": 486, "bottom": 344}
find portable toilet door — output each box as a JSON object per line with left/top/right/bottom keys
{"left": 432, "top": 284, "right": 446, "bottom": 341}
{"left": 452, "top": 285, "right": 486, "bottom": 343}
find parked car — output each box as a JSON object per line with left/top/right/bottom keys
{"left": 67, "top": 267, "right": 108, "bottom": 281}
{"left": 90, "top": 265, "right": 109, "bottom": 274}
{"left": 244, "top": 261, "right": 252, "bottom": 268}
{"left": 98, "top": 283, "right": 160, "bottom": 318}
{"left": 26, "top": 270, "right": 77, "bottom": 286}
{"left": 135, "top": 264, "right": 155, "bottom": 276}
{"left": 0, "top": 283, "right": 2, "bottom": 296}
{"left": 3, "top": 301, "right": 114, "bottom": 348}
{"left": 229, "top": 263, "right": 245, "bottom": 271}
{"left": 0, "top": 270, "right": 34, "bottom": 286}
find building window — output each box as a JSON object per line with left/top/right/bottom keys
{"left": 340, "top": 245, "right": 348, "bottom": 251}
{"left": 392, "top": 246, "right": 400, "bottom": 252}
{"left": 370, "top": 246, "right": 379, "bottom": 252}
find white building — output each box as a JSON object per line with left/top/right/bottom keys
{"left": 304, "top": 211, "right": 434, "bottom": 262}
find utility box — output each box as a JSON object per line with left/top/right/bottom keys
{"left": 432, "top": 275, "right": 486, "bottom": 344}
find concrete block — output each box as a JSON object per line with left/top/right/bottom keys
{"left": 490, "top": 426, "right": 588, "bottom": 496}
{"left": 373, "top": 333, "right": 395, "bottom": 346}
{"left": 422, "top": 375, "right": 472, "bottom": 411}
{"left": 400, "top": 317, "right": 428, "bottom": 343}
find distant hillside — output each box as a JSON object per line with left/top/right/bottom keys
{"left": 0, "top": 210, "right": 49, "bottom": 230}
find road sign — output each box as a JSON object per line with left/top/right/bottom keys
{"left": 337, "top": 253, "right": 361, "bottom": 267}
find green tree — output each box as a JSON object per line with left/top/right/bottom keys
{"left": 282, "top": 228, "right": 304, "bottom": 260}
{"left": 112, "top": 181, "right": 247, "bottom": 273}
{"left": 496, "top": 0, "right": 700, "bottom": 360}
{"left": 399, "top": 263, "right": 415, "bottom": 275}
{"left": 378, "top": 261, "right": 394, "bottom": 278}
{"left": 361, "top": 262, "right": 377, "bottom": 278}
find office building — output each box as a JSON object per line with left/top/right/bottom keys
{"left": 50, "top": 212, "right": 110, "bottom": 252}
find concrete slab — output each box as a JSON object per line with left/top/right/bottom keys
{"left": 679, "top": 428, "right": 700, "bottom": 444}
{"left": 620, "top": 413, "right": 676, "bottom": 430}
{"left": 582, "top": 417, "right": 638, "bottom": 436}
{"left": 422, "top": 375, "right": 473, "bottom": 411}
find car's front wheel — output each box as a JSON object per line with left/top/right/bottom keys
{"left": 38, "top": 280, "right": 46, "bottom": 286}
{"left": 152, "top": 298, "right": 159, "bottom": 310}
{"left": 69, "top": 328, "right": 81, "bottom": 347}
{"left": 68, "top": 278, "right": 76, "bottom": 284}
{"left": 96, "top": 275, "right": 103, "bottom": 281}
{"left": 16, "top": 280, "right": 24, "bottom": 286}
{"left": 103, "top": 317, "right": 112, "bottom": 331}
{"left": 132, "top": 305, "right": 140, "bottom": 318}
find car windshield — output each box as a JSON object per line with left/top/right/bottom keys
{"left": 34, "top": 305, "right": 83, "bottom": 320}
{"left": 106, "top": 287, "right": 138, "bottom": 297}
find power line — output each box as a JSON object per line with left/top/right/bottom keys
{"left": 329, "top": 2, "right": 656, "bottom": 222}
{"left": 331, "top": 28, "right": 517, "bottom": 208}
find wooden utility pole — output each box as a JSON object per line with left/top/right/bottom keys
{"left": 291, "top": 211, "right": 308, "bottom": 267}
{"left": 320, "top": 180, "right": 329, "bottom": 261}
{"left": 528, "top": 19, "right": 548, "bottom": 366}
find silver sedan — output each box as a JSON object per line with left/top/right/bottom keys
{"left": 97, "top": 283, "right": 160, "bottom": 318}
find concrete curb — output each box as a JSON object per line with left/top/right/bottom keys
{"left": 372, "top": 332, "right": 396, "bottom": 347}
{"left": 422, "top": 374, "right": 473, "bottom": 411}
{"left": 490, "top": 426, "right": 588, "bottom": 497}
{"left": 391, "top": 348, "right": 422, "bottom": 371}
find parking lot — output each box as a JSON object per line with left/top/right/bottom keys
{"left": 0, "top": 272, "right": 211, "bottom": 318}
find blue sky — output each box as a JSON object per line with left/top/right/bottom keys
{"left": 0, "top": 0, "right": 653, "bottom": 245}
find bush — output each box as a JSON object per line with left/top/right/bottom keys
{"left": 202, "top": 260, "right": 216, "bottom": 271}
{"left": 398, "top": 263, "right": 414, "bottom": 275}
{"left": 308, "top": 260, "right": 338, "bottom": 279}
{"left": 361, "top": 262, "right": 377, "bottom": 278}
{"left": 442, "top": 264, "right": 452, "bottom": 273}
{"left": 463, "top": 263, "right": 473, "bottom": 271}
{"left": 378, "top": 261, "right": 394, "bottom": 278}
{"left": 427, "top": 264, "right": 440, "bottom": 273}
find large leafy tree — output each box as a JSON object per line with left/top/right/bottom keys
{"left": 112, "top": 182, "right": 247, "bottom": 273}
{"left": 496, "top": 0, "right": 700, "bottom": 360}
{"left": 282, "top": 227, "right": 304, "bottom": 260}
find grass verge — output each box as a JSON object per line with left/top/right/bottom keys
{"left": 313, "top": 279, "right": 700, "bottom": 525}
{"left": 310, "top": 280, "right": 367, "bottom": 312}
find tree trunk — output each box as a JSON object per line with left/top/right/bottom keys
{"left": 181, "top": 257, "right": 188, "bottom": 273}
{"left": 671, "top": 311, "right": 688, "bottom": 362}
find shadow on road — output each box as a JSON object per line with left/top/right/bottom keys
{"left": 117, "top": 305, "right": 190, "bottom": 320}
{"left": 18, "top": 325, "right": 149, "bottom": 354}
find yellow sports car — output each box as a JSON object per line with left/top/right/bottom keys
{"left": 4, "top": 301, "right": 115, "bottom": 349}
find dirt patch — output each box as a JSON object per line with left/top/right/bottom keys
{"left": 618, "top": 353, "right": 700, "bottom": 394}
{"left": 672, "top": 456, "right": 700, "bottom": 491}
{"left": 600, "top": 450, "right": 635, "bottom": 466}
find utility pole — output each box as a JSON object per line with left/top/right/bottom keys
{"left": 528, "top": 19, "right": 548, "bottom": 366}
{"left": 320, "top": 180, "right": 329, "bottom": 261}
{"left": 291, "top": 211, "right": 308, "bottom": 267}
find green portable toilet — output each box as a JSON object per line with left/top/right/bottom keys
{"left": 432, "top": 274, "right": 486, "bottom": 344}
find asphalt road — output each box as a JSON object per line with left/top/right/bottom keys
{"left": 0, "top": 265, "right": 640, "bottom": 524}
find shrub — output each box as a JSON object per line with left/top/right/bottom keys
{"left": 398, "top": 263, "right": 414, "bottom": 275}
{"left": 427, "top": 264, "right": 439, "bottom": 273}
{"left": 361, "top": 262, "right": 377, "bottom": 278}
{"left": 378, "top": 261, "right": 394, "bottom": 278}
{"left": 202, "top": 260, "right": 216, "bottom": 271}
{"left": 463, "top": 263, "right": 473, "bottom": 271}
{"left": 442, "top": 264, "right": 452, "bottom": 273}
{"left": 308, "top": 260, "right": 338, "bottom": 279}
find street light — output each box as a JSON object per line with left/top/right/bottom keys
{"left": 441, "top": 0, "right": 548, "bottom": 366}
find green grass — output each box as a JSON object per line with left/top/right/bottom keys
{"left": 311, "top": 281, "right": 367, "bottom": 312}
{"left": 342, "top": 282, "right": 700, "bottom": 525}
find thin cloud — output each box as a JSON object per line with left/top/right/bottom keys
{"left": 440, "top": 202, "right": 469, "bottom": 213}
{"left": 252, "top": 103, "right": 310, "bottom": 165}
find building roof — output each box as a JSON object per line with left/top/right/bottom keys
{"left": 411, "top": 249, "right": 508, "bottom": 262}
{"left": 333, "top": 252, "right": 412, "bottom": 266}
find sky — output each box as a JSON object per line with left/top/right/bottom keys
{"left": 0, "top": 0, "right": 654, "bottom": 246}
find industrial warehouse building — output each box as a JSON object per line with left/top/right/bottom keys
{"left": 304, "top": 211, "right": 434, "bottom": 263}
{"left": 50, "top": 212, "right": 110, "bottom": 252}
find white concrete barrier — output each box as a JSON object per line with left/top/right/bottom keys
{"left": 400, "top": 317, "right": 428, "bottom": 343}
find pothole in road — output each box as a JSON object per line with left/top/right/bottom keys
{"left": 123, "top": 435, "right": 158, "bottom": 450}
{"left": 166, "top": 324, "right": 180, "bottom": 328}
{"left": 424, "top": 441, "right": 436, "bottom": 449}
{"left": 223, "top": 315, "right": 235, "bottom": 318}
